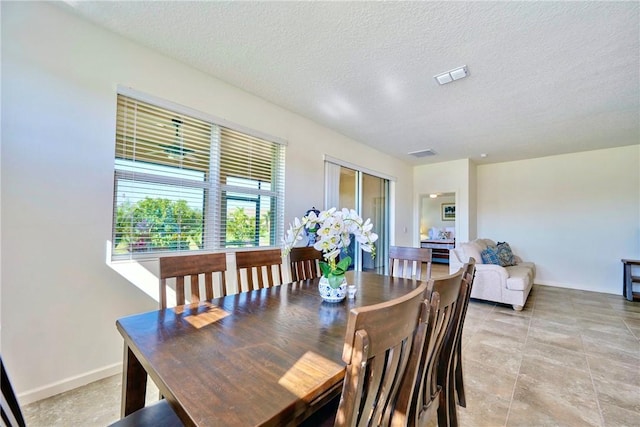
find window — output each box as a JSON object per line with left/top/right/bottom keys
{"left": 112, "top": 93, "right": 285, "bottom": 258}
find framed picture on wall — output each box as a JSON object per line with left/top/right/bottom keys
{"left": 441, "top": 203, "right": 455, "bottom": 221}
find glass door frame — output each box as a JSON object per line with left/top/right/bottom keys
{"left": 323, "top": 156, "right": 393, "bottom": 274}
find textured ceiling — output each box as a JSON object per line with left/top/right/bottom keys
{"left": 58, "top": 1, "right": 639, "bottom": 165}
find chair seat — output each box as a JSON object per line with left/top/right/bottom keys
{"left": 108, "top": 400, "right": 183, "bottom": 427}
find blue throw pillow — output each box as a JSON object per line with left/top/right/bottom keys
{"left": 496, "top": 242, "right": 516, "bottom": 267}
{"left": 481, "top": 246, "right": 501, "bottom": 265}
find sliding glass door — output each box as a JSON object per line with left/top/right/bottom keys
{"left": 325, "top": 161, "right": 389, "bottom": 274}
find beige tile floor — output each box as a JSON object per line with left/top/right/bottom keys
{"left": 22, "top": 270, "right": 640, "bottom": 426}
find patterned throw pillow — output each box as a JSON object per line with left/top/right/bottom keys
{"left": 496, "top": 242, "right": 516, "bottom": 267}
{"left": 481, "top": 246, "right": 501, "bottom": 265}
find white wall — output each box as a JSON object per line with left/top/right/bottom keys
{"left": 477, "top": 146, "right": 640, "bottom": 294}
{"left": 0, "top": 2, "right": 414, "bottom": 401}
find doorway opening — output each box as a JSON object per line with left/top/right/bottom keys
{"left": 419, "top": 192, "right": 456, "bottom": 264}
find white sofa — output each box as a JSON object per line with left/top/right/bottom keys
{"left": 449, "top": 238, "right": 535, "bottom": 311}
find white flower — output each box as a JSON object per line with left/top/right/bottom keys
{"left": 282, "top": 207, "right": 378, "bottom": 279}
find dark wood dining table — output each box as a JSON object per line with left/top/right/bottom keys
{"left": 116, "top": 271, "right": 421, "bottom": 426}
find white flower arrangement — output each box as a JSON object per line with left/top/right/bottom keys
{"left": 282, "top": 207, "right": 378, "bottom": 288}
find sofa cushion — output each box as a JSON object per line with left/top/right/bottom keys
{"left": 496, "top": 242, "right": 516, "bottom": 267}
{"left": 485, "top": 238, "right": 497, "bottom": 247}
{"left": 471, "top": 239, "right": 487, "bottom": 251}
{"left": 475, "top": 238, "right": 496, "bottom": 250}
{"left": 481, "top": 246, "right": 501, "bottom": 264}
{"left": 505, "top": 265, "right": 532, "bottom": 291}
{"left": 460, "top": 242, "right": 484, "bottom": 264}
{"left": 518, "top": 261, "right": 536, "bottom": 277}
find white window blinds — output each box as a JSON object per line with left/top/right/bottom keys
{"left": 113, "top": 94, "right": 285, "bottom": 258}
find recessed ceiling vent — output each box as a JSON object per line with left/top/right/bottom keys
{"left": 434, "top": 66, "right": 469, "bottom": 85}
{"left": 409, "top": 149, "right": 437, "bottom": 158}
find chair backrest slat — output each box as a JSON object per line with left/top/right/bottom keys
{"left": 204, "top": 273, "right": 214, "bottom": 300}
{"left": 175, "top": 277, "right": 185, "bottom": 307}
{"left": 446, "top": 259, "right": 476, "bottom": 423}
{"left": 289, "top": 246, "right": 323, "bottom": 281}
{"left": 159, "top": 253, "right": 228, "bottom": 309}
{"left": 189, "top": 274, "right": 201, "bottom": 301}
{"left": 336, "top": 282, "right": 428, "bottom": 427}
{"left": 389, "top": 246, "right": 432, "bottom": 281}
{"left": 426, "top": 268, "right": 465, "bottom": 427}
{"left": 235, "top": 249, "right": 284, "bottom": 292}
{"left": 392, "top": 267, "right": 464, "bottom": 427}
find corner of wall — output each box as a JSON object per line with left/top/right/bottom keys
{"left": 467, "top": 159, "right": 478, "bottom": 240}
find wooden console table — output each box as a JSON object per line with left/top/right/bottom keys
{"left": 621, "top": 259, "right": 640, "bottom": 302}
{"left": 421, "top": 239, "right": 455, "bottom": 264}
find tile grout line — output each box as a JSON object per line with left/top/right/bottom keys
{"left": 618, "top": 304, "right": 640, "bottom": 340}
{"left": 503, "top": 286, "right": 535, "bottom": 427}
{"left": 582, "top": 344, "right": 606, "bottom": 427}
{"left": 584, "top": 296, "right": 631, "bottom": 427}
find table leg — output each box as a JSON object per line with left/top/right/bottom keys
{"left": 121, "top": 344, "right": 147, "bottom": 417}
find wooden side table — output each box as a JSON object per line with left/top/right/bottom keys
{"left": 621, "top": 259, "right": 640, "bottom": 302}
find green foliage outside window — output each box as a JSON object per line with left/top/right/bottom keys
{"left": 114, "top": 198, "right": 203, "bottom": 253}
{"left": 260, "top": 211, "right": 271, "bottom": 239}
{"left": 223, "top": 207, "right": 272, "bottom": 247}
{"left": 225, "top": 207, "right": 256, "bottom": 246}
{"left": 114, "top": 198, "right": 269, "bottom": 253}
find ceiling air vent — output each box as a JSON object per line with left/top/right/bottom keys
{"left": 409, "top": 149, "right": 437, "bottom": 158}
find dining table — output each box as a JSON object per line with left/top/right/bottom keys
{"left": 116, "top": 270, "right": 422, "bottom": 426}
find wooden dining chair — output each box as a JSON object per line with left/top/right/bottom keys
{"left": 289, "top": 246, "right": 323, "bottom": 281}
{"left": 1, "top": 357, "right": 26, "bottom": 427}
{"left": 389, "top": 246, "right": 433, "bottom": 281}
{"left": 159, "top": 252, "right": 228, "bottom": 309}
{"left": 235, "top": 248, "right": 284, "bottom": 292}
{"left": 300, "top": 282, "right": 429, "bottom": 427}
{"left": 433, "top": 267, "right": 468, "bottom": 427}
{"left": 392, "top": 267, "right": 464, "bottom": 427}
{"left": 335, "top": 281, "right": 428, "bottom": 426}
{"left": 452, "top": 259, "right": 476, "bottom": 411}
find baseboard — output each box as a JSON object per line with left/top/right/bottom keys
{"left": 534, "top": 281, "right": 618, "bottom": 296}
{"left": 17, "top": 362, "right": 122, "bottom": 405}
